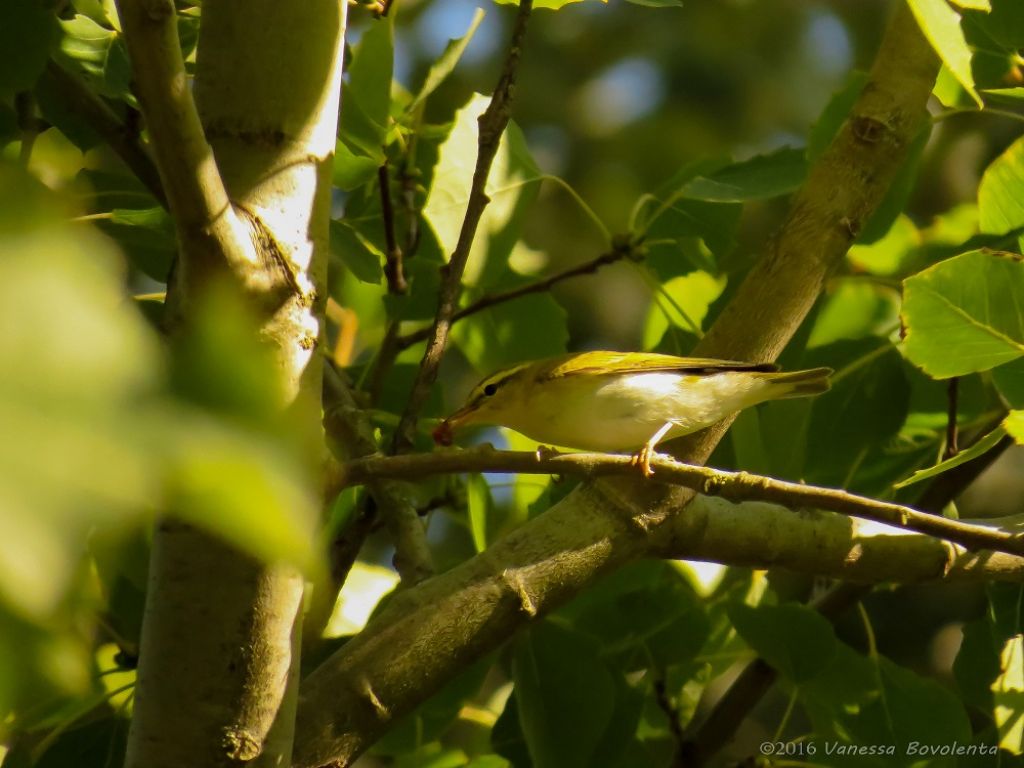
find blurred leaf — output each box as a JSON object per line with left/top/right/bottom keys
{"left": 908, "top": 0, "right": 981, "bottom": 106}
{"left": 409, "top": 9, "right": 485, "bottom": 111}
{"left": 330, "top": 220, "right": 384, "bottom": 284}
{"left": 983, "top": 87, "right": 1024, "bottom": 103}
{"left": 848, "top": 215, "right": 920, "bottom": 276}
{"left": 954, "top": 618, "right": 1000, "bottom": 713}
{"left": 728, "top": 603, "right": 837, "bottom": 682}
{"left": 677, "top": 147, "right": 806, "bottom": 202}
{"left": 452, "top": 292, "right": 567, "bottom": 373}
{"left": 993, "top": 635, "right": 1024, "bottom": 755}
{"left": 0, "top": 0, "right": 58, "bottom": 96}
{"left": 808, "top": 71, "right": 868, "bottom": 161}
{"left": 894, "top": 424, "right": 1006, "bottom": 488}
{"left": 979, "top": 135, "right": 1024, "bottom": 237}
{"left": 513, "top": 621, "right": 616, "bottom": 768}
{"left": 0, "top": 162, "right": 160, "bottom": 620}
{"left": 807, "top": 280, "right": 900, "bottom": 348}
{"left": 94, "top": 207, "right": 176, "bottom": 282}
{"left": 643, "top": 270, "right": 725, "bottom": 349}
{"left": 1005, "top": 410, "right": 1024, "bottom": 444}
{"left": 625, "top": 0, "right": 684, "bottom": 7}
{"left": 644, "top": 200, "right": 741, "bottom": 278}
{"left": 339, "top": 15, "right": 394, "bottom": 162}
{"left": 324, "top": 560, "right": 399, "bottom": 637}
{"left": 494, "top": 0, "right": 595, "bottom": 9}
{"left": 902, "top": 250, "right": 1024, "bottom": 378}
{"left": 423, "top": 96, "right": 541, "bottom": 288}
{"left": 858, "top": 127, "right": 929, "bottom": 244}
{"left": 967, "top": 0, "right": 1024, "bottom": 50}
{"left": 466, "top": 473, "right": 491, "bottom": 553}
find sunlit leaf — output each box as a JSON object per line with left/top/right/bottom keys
{"left": 993, "top": 635, "right": 1024, "bottom": 754}
{"left": 908, "top": 0, "right": 982, "bottom": 106}
{"left": 643, "top": 271, "right": 726, "bottom": 349}
{"left": 902, "top": 250, "right": 1024, "bottom": 378}
{"left": 893, "top": 424, "right": 1006, "bottom": 488}
{"left": 422, "top": 95, "right": 541, "bottom": 287}
{"left": 1005, "top": 410, "right": 1024, "bottom": 444}
{"left": 339, "top": 15, "right": 394, "bottom": 162}
{"left": 409, "top": 9, "right": 485, "bottom": 110}
{"left": 452, "top": 292, "right": 567, "bottom": 373}
{"left": 979, "top": 135, "right": 1024, "bottom": 236}
{"left": 466, "top": 473, "right": 491, "bottom": 553}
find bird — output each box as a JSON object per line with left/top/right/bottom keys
{"left": 432, "top": 351, "right": 832, "bottom": 476}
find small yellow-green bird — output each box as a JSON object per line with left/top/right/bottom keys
{"left": 432, "top": 351, "right": 832, "bottom": 476}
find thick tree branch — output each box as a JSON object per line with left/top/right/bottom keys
{"left": 333, "top": 447, "right": 1024, "bottom": 558}
{"left": 393, "top": 242, "right": 635, "bottom": 351}
{"left": 114, "top": 0, "right": 254, "bottom": 283}
{"left": 391, "top": 0, "right": 534, "bottom": 454}
{"left": 294, "top": 6, "right": 942, "bottom": 766}
{"left": 43, "top": 60, "right": 167, "bottom": 207}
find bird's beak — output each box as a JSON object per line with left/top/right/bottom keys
{"left": 432, "top": 404, "right": 478, "bottom": 446}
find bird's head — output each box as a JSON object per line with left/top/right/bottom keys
{"left": 432, "top": 361, "right": 534, "bottom": 446}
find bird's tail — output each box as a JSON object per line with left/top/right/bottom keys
{"left": 759, "top": 367, "right": 833, "bottom": 398}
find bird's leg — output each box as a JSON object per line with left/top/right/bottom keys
{"left": 631, "top": 422, "right": 675, "bottom": 478}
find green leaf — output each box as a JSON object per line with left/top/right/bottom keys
{"left": 908, "top": 0, "right": 982, "bottom": 106}
{"left": 804, "top": 339, "right": 909, "bottom": 491}
{"left": 55, "top": 14, "right": 131, "bottom": 99}
{"left": 0, "top": 0, "right": 58, "bottom": 96}
{"left": 993, "top": 358, "right": 1024, "bottom": 407}
{"left": 983, "top": 87, "right": 1024, "bottom": 104}
{"left": 901, "top": 250, "right": 1024, "bottom": 378}
{"left": 807, "top": 280, "right": 900, "bottom": 348}
{"left": 95, "top": 206, "right": 176, "bottom": 281}
{"left": 339, "top": 16, "right": 394, "bottom": 161}
{"left": 643, "top": 271, "right": 726, "bottom": 349}
{"left": 452, "top": 292, "right": 567, "bottom": 374}
{"left": 993, "top": 635, "right": 1024, "bottom": 754}
{"left": 1005, "top": 410, "right": 1024, "bottom": 444}
{"left": 894, "top": 424, "right": 1006, "bottom": 488}
{"left": 848, "top": 215, "right": 920, "bottom": 276}
{"left": 625, "top": 0, "right": 684, "bottom": 7}
{"left": 513, "top": 621, "right": 616, "bottom": 768}
{"left": 332, "top": 140, "right": 379, "bottom": 191}
{"left": 677, "top": 147, "right": 807, "bottom": 202}
{"left": 465, "top": 473, "right": 491, "bottom": 553}
{"left": 330, "top": 220, "right": 384, "bottom": 284}
{"left": 494, "top": 0, "right": 595, "bottom": 9}
{"left": 808, "top": 71, "right": 868, "bottom": 162}
{"left": 423, "top": 95, "right": 541, "bottom": 287}
{"left": 728, "top": 603, "right": 837, "bottom": 683}
{"left": 0, "top": 162, "right": 161, "bottom": 619}
{"left": 979, "top": 135, "right": 1024, "bottom": 236}
{"left": 954, "top": 618, "right": 1000, "bottom": 712}
{"left": 409, "top": 9, "right": 485, "bottom": 110}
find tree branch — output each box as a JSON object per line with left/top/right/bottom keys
{"left": 391, "top": 0, "right": 534, "bottom": 453}
{"left": 323, "top": 364, "right": 434, "bottom": 584}
{"left": 332, "top": 447, "right": 1024, "bottom": 558}
{"left": 393, "top": 242, "right": 635, "bottom": 351}
{"left": 294, "top": 6, "right": 942, "bottom": 766}
{"left": 114, "top": 0, "right": 254, "bottom": 283}
{"left": 43, "top": 60, "right": 167, "bottom": 207}
{"left": 377, "top": 162, "right": 408, "bottom": 294}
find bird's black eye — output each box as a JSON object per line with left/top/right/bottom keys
{"left": 483, "top": 383, "right": 498, "bottom": 396}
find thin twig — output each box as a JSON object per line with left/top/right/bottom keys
{"left": 394, "top": 242, "right": 634, "bottom": 351}
{"left": 43, "top": 61, "right": 167, "bottom": 207}
{"left": 378, "top": 162, "right": 408, "bottom": 294}
{"left": 944, "top": 377, "right": 960, "bottom": 460}
{"left": 391, "top": 0, "right": 534, "bottom": 454}
{"left": 653, "top": 675, "right": 688, "bottom": 768}
{"left": 331, "top": 447, "right": 1024, "bottom": 558}
{"left": 323, "top": 364, "right": 435, "bottom": 584}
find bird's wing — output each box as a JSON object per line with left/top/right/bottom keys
{"left": 540, "top": 351, "right": 778, "bottom": 380}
